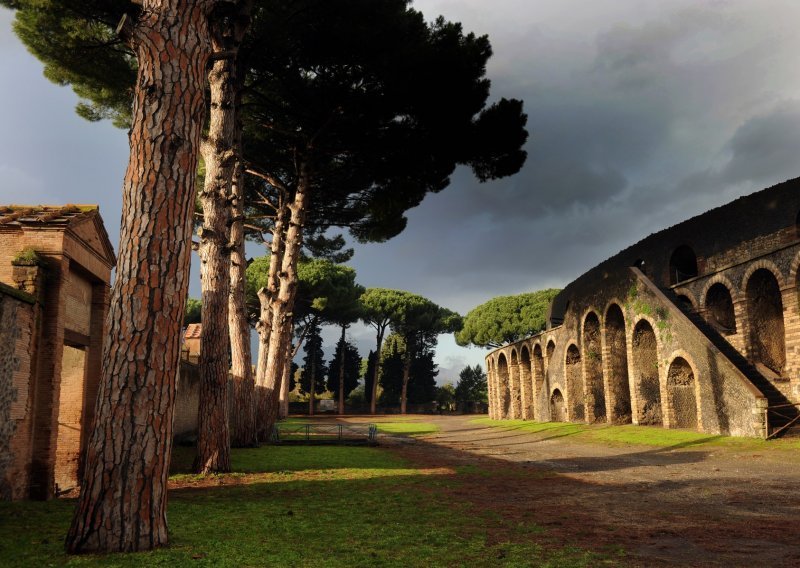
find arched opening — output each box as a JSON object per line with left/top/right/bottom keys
{"left": 497, "top": 353, "right": 511, "bottom": 419}
{"left": 632, "top": 258, "right": 646, "bottom": 274}
{"left": 550, "top": 389, "right": 566, "bottom": 422}
{"left": 795, "top": 209, "right": 800, "bottom": 239}
{"left": 669, "top": 245, "right": 698, "bottom": 285}
{"left": 676, "top": 295, "right": 694, "bottom": 312}
{"left": 520, "top": 346, "right": 533, "bottom": 420}
{"left": 632, "top": 320, "right": 662, "bottom": 425}
{"left": 533, "top": 344, "right": 545, "bottom": 411}
{"left": 605, "top": 304, "right": 631, "bottom": 424}
{"left": 545, "top": 340, "right": 556, "bottom": 384}
{"left": 509, "top": 349, "right": 520, "bottom": 419}
{"left": 705, "top": 283, "right": 736, "bottom": 335}
{"left": 582, "top": 312, "right": 606, "bottom": 423}
{"left": 666, "top": 357, "right": 697, "bottom": 430}
{"left": 746, "top": 268, "right": 786, "bottom": 375}
{"left": 565, "top": 344, "right": 585, "bottom": 421}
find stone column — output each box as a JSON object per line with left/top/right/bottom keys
{"left": 509, "top": 362, "right": 521, "bottom": 419}
{"left": 519, "top": 362, "right": 532, "bottom": 420}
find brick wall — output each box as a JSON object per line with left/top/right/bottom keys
{"left": 0, "top": 285, "right": 38, "bottom": 500}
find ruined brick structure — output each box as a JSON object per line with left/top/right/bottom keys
{"left": 0, "top": 205, "right": 115, "bottom": 499}
{"left": 486, "top": 178, "right": 800, "bottom": 438}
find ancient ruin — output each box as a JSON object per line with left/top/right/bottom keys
{"left": 0, "top": 205, "right": 115, "bottom": 499}
{"left": 486, "top": 178, "right": 800, "bottom": 438}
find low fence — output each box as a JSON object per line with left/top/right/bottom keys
{"left": 271, "top": 422, "right": 378, "bottom": 445}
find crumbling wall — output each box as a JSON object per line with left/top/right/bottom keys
{"left": 604, "top": 304, "right": 631, "bottom": 423}
{"left": 582, "top": 312, "right": 605, "bottom": 422}
{"left": 632, "top": 320, "right": 662, "bottom": 426}
{"left": 565, "top": 344, "right": 585, "bottom": 421}
{"left": 667, "top": 357, "right": 698, "bottom": 429}
{"left": 745, "top": 268, "right": 785, "bottom": 375}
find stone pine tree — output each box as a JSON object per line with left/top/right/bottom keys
{"left": 360, "top": 289, "right": 415, "bottom": 414}
{"left": 327, "top": 339, "right": 361, "bottom": 414}
{"left": 299, "top": 323, "right": 327, "bottom": 416}
{"left": 456, "top": 290, "right": 561, "bottom": 349}
{"left": 2, "top": 0, "right": 241, "bottom": 554}
{"left": 241, "top": 0, "right": 528, "bottom": 426}
{"left": 194, "top": 0, "right": 253, "bottom": 473}
{"left": 388, "top": 294, "right": 462, "bottom": 414}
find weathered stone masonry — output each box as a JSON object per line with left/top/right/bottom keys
{"left": 0, "top": 205, "right": 115, "bottom": 500}
{"left": 487, "top": 178, "right": 800, "bottom": 437}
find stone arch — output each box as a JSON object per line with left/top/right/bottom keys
{"left": 550, "top": 388, "right": 566, "bottom": 422}
{"left": 604, "top": 303, "right": 632, "bottom": 424}
{"left": 746, "top": 268, "right": 786, "bottom": 375}
{"left": 674, "top": 286, "right": 699, "bottom": 309}
{"left": 532, "top": 343, "right": 545, "bottom": 407}
{"left": 486, "top": 357, "right": 495, "bottom": 419}
{"left": 796, "top": 209, "right": 800, "bottom": 239}
{"left": 565, "top": 343, "right": 585, "bottom": 421}
{"left": 666, "top": 356, "right": 698, "bottom": 430}
{"left": 704, "top": 282, "right": 737, "bottom": 335}
{"left": 632, "top": 319, "right": 662, "bottom": 425}
{"left": 546, "top": 340, "right": 556, "bottom": 368}
{"left": 582, "top": 311, "right": 606, "bottom": 423}
{"left": 520, "top": 345, "right": 533, "bottom": 419}
{"left": 497, "top": 353, "right": 511, "bottom": 419}
{"left": 509, "top": 348, "right": 521, "bottom": 419}
{"left": 669, "top": 245, "right": 698, "bottom": 285}
{"left": 742, "top": 260, "right": 785, "bottom": 291}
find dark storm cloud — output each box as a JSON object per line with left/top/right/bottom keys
{"left": 4, "top": 1, "right": 800, "bottom": 373}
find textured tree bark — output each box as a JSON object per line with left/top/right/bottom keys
{"left": 228, "top": 149, "right": 257, "bottom": 447}
{"left": 400, "top": 352, "right": 412, "bottom": 415}
{"left": 337, "top": 326, "right": 346, "bottom": 415}
{"left": 253, "top": 195, "right": 287, "bottom": 440}
{"left": 261, "top": 166, "right": 310, "bottom": 436}
{"left": 224, "top": 4, "right": 256, "bottom": 450}
{"left": 308, "top": 347, "right": 316, "bottom": 417}
{"left": 278, "top": 353, "right": 290, "bottom": 418}
{"left": 370, "top": 328, "right": 385, "bottom": 414}
{"left": 194, "top": 44, "right": 237, "bottom": 475}
{"left": 65, "top": 1, "right": 213, "bottom": 553}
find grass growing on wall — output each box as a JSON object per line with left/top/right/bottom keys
{"left": 471, "top": 418, "right": 800, "bottom": 453}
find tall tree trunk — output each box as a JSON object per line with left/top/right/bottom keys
{"left": 370, "top": 328, "right": 385, "bottom": 414}
{"left": 228, "top": 142, "right": 257, "bottom": 448}
{"left": 226, "top": 12, "right": 256, "bottom": 449}
{"left": 261, "top": 164, "right": 310, "bottom": 436}
{"left": 337, "top": 326, "right": 346, "bottom": 415}
{"left": 400, "top": 351, "right": 412, "bottom": 415}
{"left": 194, "top": 30, "right": 241, "bottom": 475}
{"left": 262, "top": 317, "right": 293, "bottom": 435}
{"left": 66, "top": 1, "right": 213, "bottom": 553}
{"left": 308, "top": 347, "right": 316, "bottom": 416}
{"left": 254, "top": 198, "right": 287, "bottom": 440}
{"left": 279, "top": 355, "right": 290, "bottom": 418}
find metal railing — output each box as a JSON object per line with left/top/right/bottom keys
{"left": 764, "top": 403, "right": 800, "bottom": 439}
{"left": 271, "top": 422, "right": 378, "bottom": 445}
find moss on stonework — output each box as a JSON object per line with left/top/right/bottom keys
{"left": 11, "top": 247, "right": 40, "bottom": 267}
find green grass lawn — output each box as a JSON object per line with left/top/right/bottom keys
{"left": 471, "top": 418, "right": 800, "bottom": 454}
{"left": 0, "top": 445, "right": 613, "bottom": 567}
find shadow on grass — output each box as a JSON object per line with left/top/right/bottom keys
{"left": 0, "top": 450, "right": 608, "bottom": 568}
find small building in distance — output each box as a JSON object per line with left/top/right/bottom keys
{"left": 0, "top": 205, "right": 115, "bottom": 500}
{"left": 485, "top": 178, "right": 800, "bottom": 438}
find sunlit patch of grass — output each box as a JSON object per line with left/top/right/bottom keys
{"left": 376, "top": 422, "right": 439, "bottom": 436}
{"left": 470, "top": 417, "right": 800, "bottom": 454}
{"left": 0, "top": 445, "right": 616, "bottom": 567}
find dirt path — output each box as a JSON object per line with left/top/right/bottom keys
{"left": 374, "top": 415, "right": 800, "bottom": 567}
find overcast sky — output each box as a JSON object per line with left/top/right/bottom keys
{"left": 2, "top": 1, "right": 800, "bottom": 385}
